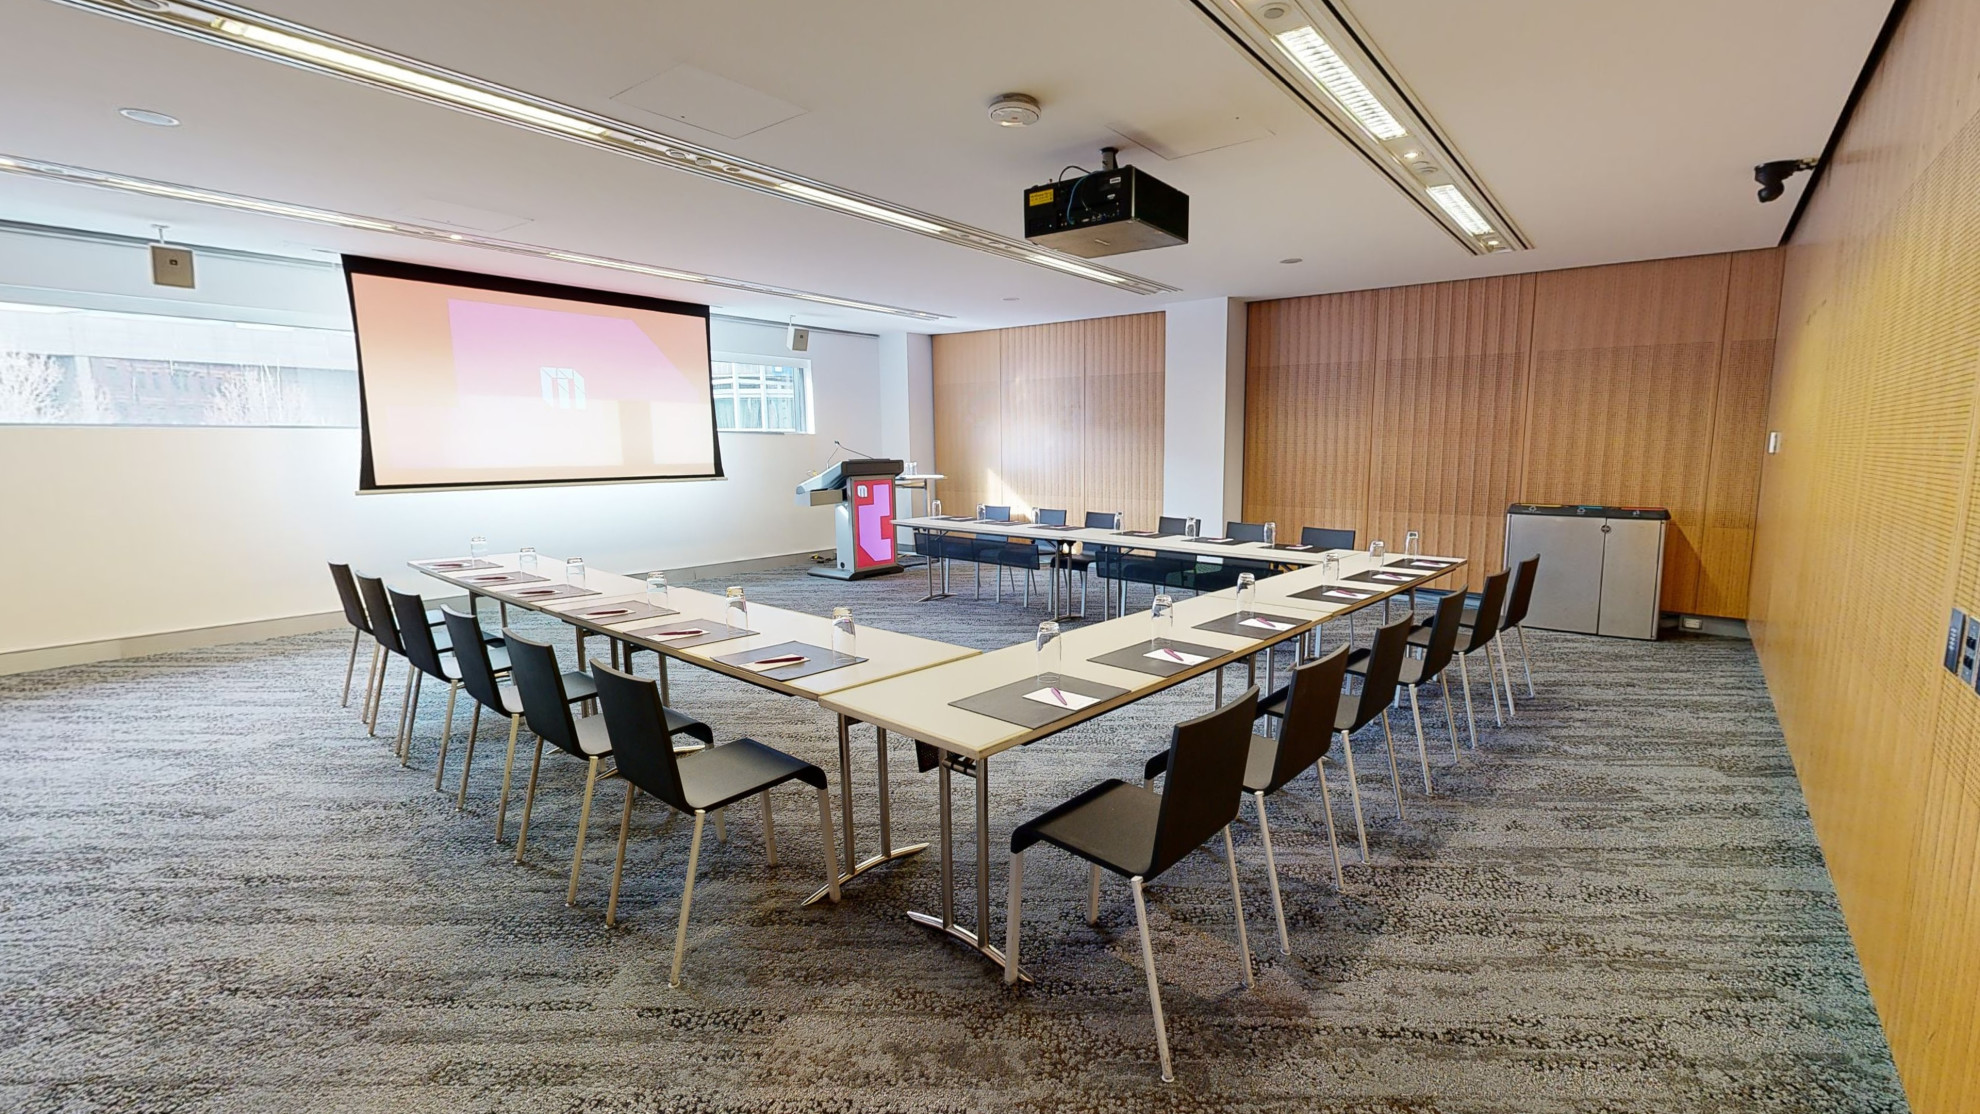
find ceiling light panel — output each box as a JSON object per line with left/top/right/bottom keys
{"left": 47, "top": 0, "right": 1178, "bottom": 294}
{"left": 0, "top": 153, "right": 948, "bottom": 320}
{"left": 1193, "top": 0, "right": 1527, "bottom": 254}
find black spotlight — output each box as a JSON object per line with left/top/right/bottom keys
{"left": 1754, "top": 158, "right": 1816, "bottom": 203}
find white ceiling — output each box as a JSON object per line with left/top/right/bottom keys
{"left": 0, "top": 0, "right": 1892, "bottom": 332}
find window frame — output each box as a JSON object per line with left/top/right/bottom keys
{"left": 709, "top": 352, "right": 815, "bottom": 436}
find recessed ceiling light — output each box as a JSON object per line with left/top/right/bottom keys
{"left": 1426, "top": 183, "right": 1494, "bottom": 236}
{"left": 124, "top": 0, "right": 169, "bottom": 10}
{"left": 118, "top": 107, "right": 180, "bottom": 127}
{"left": 1280, "top": 257, "right": 1303, "bottom": 264}
{"left": 1271, "top": 26, "right": 1407, "bottom": 140}
{"left": 1400, "top": 149, "right": 1421, "bottom": 160}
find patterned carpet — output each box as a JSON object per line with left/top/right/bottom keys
{"left": 0, "top": 563, "right": 1909, "bottom": 1113}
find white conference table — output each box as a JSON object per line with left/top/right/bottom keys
{"left": 821, "top": 549, "right": 1467, "bottom": 976}
{"left": 411, "top": 553, "right": 979, "bottom": 902}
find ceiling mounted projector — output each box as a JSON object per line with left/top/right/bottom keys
{"left": 1022, "top": 147, "right": 1188, "bottom": 259}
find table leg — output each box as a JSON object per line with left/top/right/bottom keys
{"left": 905, "top": 750, "right": 1028, "bottom": 980}
{"left": 657, "top": 654, "right": 670, "bottom": 705}
{"left": 803, "top": 716, "right": 927, "bottom": 906}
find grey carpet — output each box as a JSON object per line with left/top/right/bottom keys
{"left": 0, "top": 564, "right": 1908, "bottom": 1113}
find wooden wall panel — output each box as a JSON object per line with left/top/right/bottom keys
{"left": 1244, "top": 290, "right": 1381, "bottom": 548}
{"left": 1750, "top": 0, "right": 1980, "bottom": 1109}
{"left": 932, "top": 312, "right": 1162, "bottom": 526}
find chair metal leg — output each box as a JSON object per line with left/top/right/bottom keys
{"left": 606, "top": 782, "right": 637, "bottom": 927}
{"left": 1457, "top": 652, "right": 1479, "bottom": 749}
{"left": 1485, "top": 643, "right": 1506, "bottom": 727}
{"left": 495, "top": 713, "right": 522, "bottom": 843}
{"left": 566, "top": 756, "right": 600, "bottom": 906}
{"left": 1254, "top": 793, "right": 1290, "bottom": 955}
{"left": 1222, "top": 826, "right": 1255, "bottom": 986}
{"left": 342, "top": 629, "right": 361, "bottom": 706}
{"left": 395, "top": 669, "right": 420, "bottom": 764}
{"left": 1379, "top": 710, "right": 1407, "bottom": 818}
{"left": 814, "top": 787, "right": 841, "bottom": 902}
{"left": 368, "top": 652, "right": 392, "bottom": 737}
{"left": 1516, "top": 626, "right": 1536, "bottom": 696}
{"left": 455, "top": 706, "right": 482, "bottom": 810}
{"left": 1004, "top": 849, "right": 1026, "bottom": 985}
{"left": 1131, "top": 876, "right": 1175, "bottom": 1083}
{"left": 513, "top": 734, "right": 546, "bottom": 864}
{"left": 1496, "top": 636, "right": 1518, "bottom": 718}
{"left": 1338, "top": 730, "right": 1369, "bottom": 861}
{"left": 361, "top": 644, "right": 383, "bottom": 724}
{"left": 1088, "top": 863, "right": 1102, "bottom": 925}
{"left": 1408, "top": 685, "right": 1433, "bottom": 795}
{"left": 669, "top": 809, "right": 707, "bottom": 988}
{"left": 760, "top": 791, "right": 778, "bottom": 867}
{"left": 1441, "top": 673, "right": 1461, "bottom": 761}
{"left": 1315, "top": 757, "right": 1345, "bottom": 889}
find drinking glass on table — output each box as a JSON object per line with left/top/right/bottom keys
{"left": 518, "top": 546, "right": 537, "bottom": 570}
{"left": 1369, "top": 539, "right": 1387, "bottom": 564}
{"left": 1404, "top": 530, "right": 1421, "bottom": 557}
{"left": 469, "top": 535, "right": 488, "bottom": 560}
{"left": 904, "top": 460, "right": 919, "bottom": 477}
{"left": 646, "top": 572, "right": 670, "bottom": 607}
{"left": 1263, "top": 521, "right": 1278, "bottom": 546}
{"left": 725, "top": 586, "right": 748, "bottom": 629}
{"left": 1184, "top": 517, "right": 1201, "bottom": 539}
{"left": 1150, "top": 594, "right": 1175, "bottom": 647}
{"left": 1321, "top": 554, "right": 1342, "bottom": 581}
{"left": 930, "top": 499, "right": 943, "bottom": 517}
{"left": 832, "top": 606, "right": 857, "bottom": 657}
{"left": 566, "top": 557, "right": 586, "bottom": 584}
{"left": 1036, "top": 620, "right": 1062, "bottom": 682}
{"left": 1236, "top": 572, "right": 1257, "bottom": 617}
{"left": 1113, "top": 512, "right": 1125, "bottom": 531}
{"left": 976, "top": 503, "right": 988, "bottom": 521}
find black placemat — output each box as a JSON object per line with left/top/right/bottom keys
{"left": 416, "top": 558, "right": 500, "bottom": 572}
{"left": 1346, "top": 568, "right": 1427, "bottom": 586}
{"left": 949, "top": 674, "right": 1131, "bottom": 729}
{"left": 617, "top": 621, "right": 758, "bottom": 649}
{"left": 554, "top": 599, "right": 678, "bottom": 625}
{"left": 461, "top": 570, "right": 548, "bottom": 588}
{"left": 930, "top": 515, "right": 976, "bottom": 521}
{"left": 496, "top": 583, "right": 598, "bottom": 602}
{"left": 1088, "top": 639, "right": 1230, "bottom": 678}
{"left": 1291, "top": 584, "right": 1384, "bottom": 605}
{"left": 1389, "top": 558, "right": 1462, "bottom": 573}
{"left": 711, "top": 640, "right": 866, "bottom": 682}
{"left": 1192, "top": 612, "right": 1307, "bottom": 639}
{"left": 1267, "top": 543, "right": 1319, "bottom": 552}
{"left": 1112, "top": 530, "right": 1173, "bottom": 538}
{"left": 1033, "top": 523, "right": 1081, "bottom": 531}
{"left": 1189, "top": 536, "right": 1246, "bottom": 546}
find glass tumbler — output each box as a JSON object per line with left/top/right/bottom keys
{"left": 518, "top": 546, "right": 537, "bottom": 570}
{"left": 1237, "top": 572, "right": 1257, "bottom": 616}
{"left": 725, "top": 585, "right": 748, "bottom": 629}
{"left": 1369, "top": 540, "right": 1387, "bottom": 564}
{"left": 646, "top": 572, "right": 669, "bottom": 607}
{"left": 1151, "top": 594, "right": 1175, "bottom": 647}
{"left": 1321, "top": 553, "right": 1342, "bottom": 581}
{"left": 930, "top": 499, "right": 943, "bottom": 517}
{"left": 1405, "top": 530, "right": 1421, "bottom": 557}
{"left": 469, "top": 535, "right": 488, "bottom": 559}
{"left": 1036, "top": 620, "right": 1062, "bottom": 682}
{"left": 1185, "top": 517, "right": 1201, "bottom": 538}
{"left": 832, "top": 607, "right": 857, "bottom": 657}
{"left": 565, "top": 556, "right": 586, "bottom": 584}
{"left": 1263, "top": 521, "right": 1278, "bottom": 546}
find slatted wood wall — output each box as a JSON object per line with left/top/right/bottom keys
{"left": 931, "top": 312, "right": 1164, "bottom": 526}
{"left": 1751, "top": 0, "right": 1980, "bottom": 1109}
{"left": 1244, "top": 250, "right": 1782, "bottom": 615}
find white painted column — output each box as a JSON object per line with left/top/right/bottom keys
{"left": 875, "top": 330, "right": 934, "bottom": 469}
{"left": 1162, "top": 298, "right": 1246, "bottom": 527}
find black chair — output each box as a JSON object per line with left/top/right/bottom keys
{"left": 389, "top": 585, "right": 508, "bottom": 768}
{"left": 973, "top": 506, "right": 1046, "bottom": 605}
{"left": 1300, "top": 527, "right": 1357, "bottom": 550}
{"left": 1207, "top": 521, "right": 1279, "bottom": 588}
{"left": 1157, "top": 515, "right": 1191, "bottom": 536}
{"left": 1414, "top": 568, "right": 1512, "bottom": 747}
{"left": 1225, "top": 521, "right": 1270, "bottom": 542}
{"left": 1354, "top": 589, "right": 1467, "bottom": 794}
{"left": 1263, "top": 615, "right": 1413, "bottom": 860}
{"left": 1102, "top": 515, "right": 1198, "bottom": 612}
{"left": 329, "top": 563, "right": 376, "bottom": 709}
{"left": 354, "top": 572, "right": 435, "bottom": 743}
{"left": 1005, "top": 689, "right": 1259, "bottom": 1082}
{"left": 590, "top": 661, "right": 840, "bottom": 986}
{"left": 1498, "top": 555, "right": 1540, "bottom": 701}
{"left": 439, "top": 607, "right": 597, "bottom": 843}
{"left": 1029, "top": 508, "right": 1095, "bottom": 616}
{"left": 1145, "top": 648, "right": 1351, "bottom": 954}
{"left": 501, "top": 631, "right": 713, "bottom": 906}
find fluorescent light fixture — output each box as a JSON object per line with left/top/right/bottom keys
{"left": 1271, "top": 26, "right": 1407, "bottom": 141}
{"left": 211, "top": 18, "right": 608, "bottom": 138}
{"left": 0, "top": 152, "right": 947, "bottom": 321}
{"left": 0, "top": 301, "right": 76, "bottom": 313}
{"left": 1025, "top": 252, "right": 1133, "bottom": 284}
{"left": 774, "top": 182, "right": 946, "bottom": 235}
{"left": 49, "top": 0, "right": 1176, "bottom": 294}
{"left": 1426, "top": 184, "right": 1492, "bottom": 236}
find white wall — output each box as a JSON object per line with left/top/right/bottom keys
{"left": 0, "top": 232, "right": 881, "bottom": 655}
{"left": 1162, "top": 298, "right": 1247, "bottom": 527}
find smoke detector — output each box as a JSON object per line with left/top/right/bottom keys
{"left": 987, "top": 93, "right": 1041, "bottom": 128}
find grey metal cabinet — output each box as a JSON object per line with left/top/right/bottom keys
{"left": 1504, "top": 504, "right": 1668, "bottom": 640}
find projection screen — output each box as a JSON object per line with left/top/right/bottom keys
{"left": 344, "top": 256, "right": 722, "bottom": 492}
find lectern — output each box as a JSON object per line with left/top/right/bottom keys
{"left": 796, "top": 458, "right": 905, "bottom": 580}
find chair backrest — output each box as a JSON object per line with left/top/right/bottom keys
{"left": 441, "top": 606, "right": 507, "bottom": 713}
{"left": 1148, "top": 687, "right": 1258, "bottom": 878}
{"left": 355, "top": 573, "right": 403, "bottom": 655}
{"left": 388, "top": 586, "right": 448, "bottom": 679}
{"left": 1301, "top": 526, "right": 1356, "bottom": 550}
{"left": 502, "top": 628, "right": 584, "bottom": 757}
{"left": 329, "top": 563, "right": 370, "bottom": 633}
{"left": 1084, "top": 510, "right": 1120, "bottom": 530}
{"left": 1157, "top": 515, "right": 1189, "bottom": 535}
{"left": 1266, "top": 646, "right": 1350, "bottom": 793}
{"left": 1225, "top": 521, "right": 1269, "bottom": 543}
{"left": 1501, "top": 555, "right": 1540, "bottom": 629}
{"left": 1345, "top": 617, "right": 1414, "bottom": 733}
{"left": 590, "top": 660, "right": 690, "bottom": 812}
{"left": 1035, "top": 508, "right": 1067, "bottom": 525}
{"left": 981, "top": 504, "right": 1012, "bottom": 521}
{"left": 1458, "top": 568, "right": 1512, "bottom": 651}
{"left": 1416, "top": 589, "right": 1470, "bottom": 680}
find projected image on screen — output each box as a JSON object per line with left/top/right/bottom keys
{"left": 344, "top": 257, "right": 721, "bottom": 491}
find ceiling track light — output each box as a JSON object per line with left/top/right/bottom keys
{"left": 1192, "top": 0, "right": 1528, "bottom": 255}
{"left": 49, "top": 0, "right": 1177, "bottom": 295}
{"left": 0, "top": 152, "right": 948, "bottom": 320}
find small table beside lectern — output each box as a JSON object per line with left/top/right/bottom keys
{"left": 796, "top": 458, "right": 906, "bottom": 580}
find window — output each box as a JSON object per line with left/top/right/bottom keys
{"left": 0, "top": 300, "right": 358, "bottom": 427}
{"left": 711, "top": 356, "right": 812, "bottom": 434}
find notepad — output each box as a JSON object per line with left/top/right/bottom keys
{"left": 1240, "top": 616, "right": 1296, "bottom": 631}
{"left": 1144, "top": 646, "right": 1210, "bottom": 666}
{"left": 638, "top": 627, "right": 709, "bottom": 642}
{"left": 1022, "top": 686, "right": 1101, "bottom": 711}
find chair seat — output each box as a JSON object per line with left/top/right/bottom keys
{"left": 426, "top": 608, "right": 447, "bottom": 627}
{"left": 438, "top": 644, "right": 511, "bottom": 681}
{"left": 1011, "top": 778, "right": 1161, "bottom": 878}
{"left": 495, "top": 669, "right": 592, "bottom": 716}
{"left": 978, "top": 542, "right": 1045, "bottom": 569}
{"left": 1053, "top": 553, "right": 1094, "bottom": 571}
{"left": 1345, "top": 645, "right": 1434, "bottom": 685}
{"left": 1144, "top": 732, "right": 1278, "bottom": 793}
{"left": 677, "top": 737, "right": 825, "bottom": 812}
{"left": 574, "top": 715, "right": 613, "bottom": 756}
